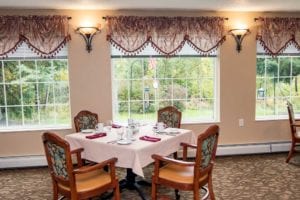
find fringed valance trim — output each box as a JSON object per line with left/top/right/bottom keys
{"left": 0, "top": 15, "right": 71, "bottom": 58}
{"left": 256, "top": 17, "right": 300, "bottom": 56}
{"left": 105, "top": 15, "right": 227, "bottom": 56}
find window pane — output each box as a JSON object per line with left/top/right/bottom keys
{"left": 4, "top": 61, "right": 19, "bottom": 82}
{"left": 7, "top": 106, "right": 22, "bottom": 126}
{"left": 38, "top": 83, "right": 54, "bottom": 104}
{"left": 6, "top": 84, "right": 21, "bottom": 105}
{"left": 0, "top": 107, "right": 6, "bottom": 126}
{"left": 53, "top": 60, "right": 68, "bottom": 81}
{"left": 54, "top": 82, "right": 69, "bottom": 104}
{"left": 37, "top": 60, "right": 53, "bottom": 82}
{"left": 20, "top": 60, "right": 36, "bottom": 82}
{"left": 23, "top": 106, "right": 39, "bottom": 125}
{"left": 279, "top": 57, "right": 291, "bottom": 77}
{"left": 22, "top": 83, "right": 37, "bottom": 105}
{"left": 0, "top": 85, "right": 4, "bottom": 105}
{"left": 0, "top": 61, "right": 3, "bottom": 83}
{"left": 56, "top": 105, "right": 71, "bottom": 125}
{"left": 40, "top": 105, "right": 55, "bottom": 125}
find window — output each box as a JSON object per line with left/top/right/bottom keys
{"left": 256, "top": 43, "right": 300, "bottom": 120}
{"left": 111, "top": 45, "right": 219, "bottom": 124}
{"left": 0, "top": 44, "right": 71, "bottom": 131}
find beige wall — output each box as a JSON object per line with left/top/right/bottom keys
{"left": 0, "top": 9, "right": 298, "bottom": 157}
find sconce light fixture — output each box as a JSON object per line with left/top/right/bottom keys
{"left": 229, "top": 28, "right": 250, "bottom": 53}
{"left": 76, "top": 26, "right": 100, "bottom": 53}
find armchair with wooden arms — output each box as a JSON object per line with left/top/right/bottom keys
{"left": 74, "top": 110, "right": 98, "bottom": 132}
{"left": 158, "top": 106, "right": 182, "bottom": 159}
{"left": 157, "top": 106, "right": 182, "bottom": 129}
{"left": 42, "top": 132, "right": 120, "bottom": 200}
{"left": 286, "top": 101, "right": 300, "bottom": 163}
{"left": 151, "top": 125, "right": 219, "bottom": 200}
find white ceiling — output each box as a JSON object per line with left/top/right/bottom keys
{"left": 1, "top": 0, "right": 300, "bottom": 11}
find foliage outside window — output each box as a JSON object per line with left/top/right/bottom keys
{"left": 111, "top": 45, "right": 219, "bottom": 124}
{"left": 256, "top": 43, "right": 300, "bottom": 119}
{"left": 0, "top": 44, "right": 71, "bottom": 131}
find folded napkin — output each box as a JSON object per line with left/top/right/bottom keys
{"left": 112, "top": 124, "right": 122, "bottom": 128}
{"left": 85, "top": 132, "right": 107, "bottom": 139}
{"left": 139, "top": 135, "right": 161, "bottom": 142}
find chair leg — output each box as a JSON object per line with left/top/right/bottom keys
{"left": 152, "top": 181, "right": 157, "bottom": 200}
{"left": 193, "top": 188, "right": 199, "bottom": 200}
{"left": 114, "top": 184, "right": 120, "bottom": 200}
{"left": 53, "top": 184, "right": 58, "bottom": 200}
{"left": 286, "top": 142, "right": 295, "bottom": 163}
{"left": 208, "top": 175, "right": 215, "bottom": 200}
{"left": 175, "top": 189, "right": 180, "bottom": 200}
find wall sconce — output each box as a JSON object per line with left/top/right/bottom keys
{"left": 76, "top": 26, "right": 100, "bottom": 53}
{"left": 229, "top": 29, "right": 250, "bottom": 53}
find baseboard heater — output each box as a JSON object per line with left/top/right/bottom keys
{"left": 0, "top": 142, "right": 291, "bottom": 169}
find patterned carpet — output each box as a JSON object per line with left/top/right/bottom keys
{"left": 0, "top": 153, "right": 299, "bottom": 200}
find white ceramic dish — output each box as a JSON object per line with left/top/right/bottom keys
{"left": 117, "top": 140, "right": 132, "bottom": 145}
{"left": 81, "top": 129, "right": 94, "bottom": 133}
{"left": 166, "top": 128, "right": 180, "bottom": 135}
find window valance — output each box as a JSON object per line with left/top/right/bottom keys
{"left": 0, "top": 15, "right": 71, "bottom": 58}
{"left": 256, "top": 17, "right": 300, "bottom": 56}
{"left": 105, "top": 16, "right": 226, "bottom": 56}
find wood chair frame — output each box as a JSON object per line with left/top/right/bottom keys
{"left": 151, "top": 125, "right": 219, "bottom": 200}
{"left": 74, "top": 110, "right": 99, "bottom": 132}
{"left": 286, "top": 101, "right": 300, "bottom": 163}
{"left": 42, "top": 132, "right": 120, "bottom": 200}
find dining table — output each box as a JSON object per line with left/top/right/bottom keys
{"left": 65, "top": 125, "right": 196, "bottom": 200}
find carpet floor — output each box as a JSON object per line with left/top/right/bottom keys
{"left": 0, "top": 153, "right": 299, "bottom": 200}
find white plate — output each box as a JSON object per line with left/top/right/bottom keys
{"left": 166, "top": 128, "right": 180, "bottom": 135}
{"left": 81, "top": 129, "right": 94, "bottom": 133}
{"left": 117, "top": 140, "right": 132, "bottom": 145}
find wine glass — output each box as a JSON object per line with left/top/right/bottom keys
{"left": 105, "top": 120, "right": 113, "bottom": 132}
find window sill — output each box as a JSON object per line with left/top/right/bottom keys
{"left": 0, "top": 126, "right": 72, "bottom": 133}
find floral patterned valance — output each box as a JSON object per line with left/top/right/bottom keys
{"left": 105, "top": 16, "right": 227, "bottom": 56}
{"left": 256, "top": 17, "right": 300, "bottom": 56}
{"left": 0, "top": 15, "right": 71, "bottom": 58}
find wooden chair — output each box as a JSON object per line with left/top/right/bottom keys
{"left": 74, "top": 110, "right": 98, "bottom": 132}
{"left": 42, "top": 132, "right": 120, "bottom": 200}
{"left": 157, "top": 106, "right": 182, "bottom": 128}
{"left": 286, "top": 101, "right": 300, "bottom": 163}
{"left": 152, "top": 125, "right": 219, "bottom": 200}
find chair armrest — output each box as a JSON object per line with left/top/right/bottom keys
{"left": 70, "top": 148, "right": 84, "bottom": 154}
{"left": 180, "top": 142, "right": 197, "bottom": 149}
{"left": 292, "top": 123, "right": 300, "bottom": 127}
{"left": 70, "top": 148, "right": 84, "bottom": 167}
{"left": 180, "top": 142, "right": 197, "bottom": 160}
{"left": 152, "top": 154, "right": 195, "bottom": 167}
{"left": 73, "top": 157, "right": 118, "bottom": 175}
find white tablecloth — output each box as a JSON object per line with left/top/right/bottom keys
{"left": 65, "top": 126, "right": 195, "bottom": 177}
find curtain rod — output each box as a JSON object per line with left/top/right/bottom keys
{"left": 102, "top": 16, "right": 229, "bottom": 20}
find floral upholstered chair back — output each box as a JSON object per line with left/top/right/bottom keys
{"left": 195, "top": 125, "right": 219, "bottom": 171}
{"left": 157, "top": 106, "right": 182, "bottom": 128}
{"left": 74, "top": 110, "right": 99, "bottom": 132}
{"left": 42, "top": 132, "right": 74, "bottom": 184}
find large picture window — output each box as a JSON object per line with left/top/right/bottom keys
{"left": 256, "top": 43, "right": 300, "bottom": 119}
{"left": 0, "top": 44, "right": 71, "bottom": 130}
{"left": 111, "top": 45, "right": 219, "bottom": 124}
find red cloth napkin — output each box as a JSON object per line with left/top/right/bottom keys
{"left": 112, "top": 124, "right": 122, "bottom": 128}
{"left": 85, "top": 133, "right": 107, "bottom": 139}
{"left": 139, "top": 135, "right": 161, "bottom": 142}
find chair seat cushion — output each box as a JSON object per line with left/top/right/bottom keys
{"left": 158, "top": 163, "right": 208, "bottom": 184}
{"left": 58, "top": 169, "right": 112, "bottom": 193}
